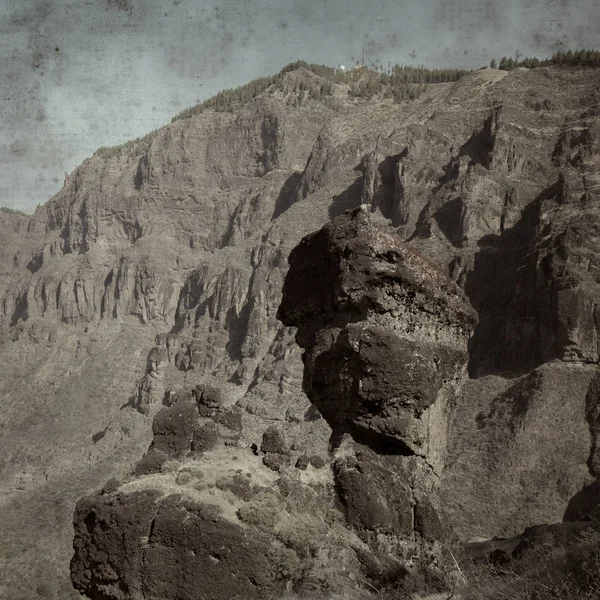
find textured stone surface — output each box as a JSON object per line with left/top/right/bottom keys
{"left": 440, "top": 363, "right": 597, "bottom": 539}
{"left": 261, "top": 425, "right": 288, "bottom": 455}
{"left": 2, "top": 65, "right": 600, "bottom": 598}
{"left": 71, "top": 492, "right": 285, "bottom": 600}
{"left": 276, "top": 209, "right": 477, "bottom": 555}
{"left": 333, "top": 450, "right": 415, "bottom": 536}
{"left": 151, "top": 394, "right": 199, "bottom": 457}
{"left": 71, "top": 490, "right": 161, "bottom": 600}
{"left": 278, "top": 208, "right": 477, "bottom": 468}
{"left": 140, "top": 496, "right": 283, "bottom": 600}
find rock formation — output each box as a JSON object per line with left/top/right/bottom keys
{"left": 278, "top": 208, "right": 477, "bottom": 465}
{"left": 70, "top": 210, "right": 478, "bottom": 598}
{"left": 2, "top": 63, "right": 600, "bottom": 598}
{"left": 277, "top": 208, "right": 478, "bottom": 546}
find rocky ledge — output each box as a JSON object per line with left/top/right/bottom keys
{"left": 70, "top": 209, "right": 478, "bottom": 599}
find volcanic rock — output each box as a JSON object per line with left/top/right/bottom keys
{"left": 278, "top": 208, "right": 477, "bottom": 469}
{"left": 2, "top": 63, "right": 600, "bottom": 598}
{"left": 71, "top": 492, "right": 285, "bottom": 600}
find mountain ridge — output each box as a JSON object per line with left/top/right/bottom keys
{"left": 1, "top": 59, "right": 600, "bottom": 598}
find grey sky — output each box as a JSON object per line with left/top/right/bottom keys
{"left": 1, "top": 0, "right": 599, "bottom": 212}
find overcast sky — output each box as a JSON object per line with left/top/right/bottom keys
{"left": 1, "top": 0, "right": 599, "bottom": 212}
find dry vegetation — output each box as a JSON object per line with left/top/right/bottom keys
{"left": 344, "top": 528, "right": 600, "bottom": 600}
{"left": 114, "top": 452, "right": 462, "bottom": 598}
{"left": 456, "top": 529, "right": 600, "bottom": 600}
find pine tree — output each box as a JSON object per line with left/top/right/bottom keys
{"left": 490, "top": 58, "right": 497, "bottom": 69}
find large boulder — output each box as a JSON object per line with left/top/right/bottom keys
{"left": 278, "top": 208, "right": 477, "bottom": 539}
{"left": 278, "top": 208, "right": 477, "bottom": 470}
{"left": 71, "top": 492, "right": 285, "bottom": 600}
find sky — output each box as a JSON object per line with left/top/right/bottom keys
{"left": 1, "top": 0, "right": 599, "bottom": 213}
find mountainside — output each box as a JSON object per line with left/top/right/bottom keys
{"left": 2, "top": 63, "right": 600, "bottom": 599}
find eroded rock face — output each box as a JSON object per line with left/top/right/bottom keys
{"left": 441, "top": 362, "right": 598, "bottom": 539}
{"left": 70, "top": 206, "right": 479, "bottom": 598}
{"left": 134, "top": 386, "right": 244, "bottom": 476}
{"left": 276, "top": 209, "right": 477, "bottom": 544}
{"left": 71, "top": 379, "right": 347, "bottom": 600}
{"left": 71, "top": 492, "right": 284, "bottom": 600}
{"left": 6, "top": 65, "right": 600, "bottom": 598}
{"left": 467, "top": 172, "right": 600, "bottom": 375}
{"left": 278, "top": 208, "right": 477, "bottom": 468}
{"left": 71, "top": 490, "right": 160, "bottom": 600}
{"left": 334, "top": 449, "right": 416, "bottom": 536}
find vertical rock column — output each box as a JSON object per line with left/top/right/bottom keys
{"left": 278, "top": 208, "right": 478, "bottom": 539}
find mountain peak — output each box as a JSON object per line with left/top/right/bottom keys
{"left": 3, "top": 57, "right": 600, "bottom": 599}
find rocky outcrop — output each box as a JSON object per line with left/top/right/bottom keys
{"left": 278, "top": 208, "right": 476, "bottom": 544}
{"left": 70, "top": 209, "right": 478, "bottom": 599}
{"left": 278, "top": 208, "right": 477, "bottom": 466}
{"left": 70, "top": 381, "right": 361, "bottom": 599}
{"left": 71, "top": 491, "right": 285, "bottom": 600}
{"left": 5, "top": 64, "right": 600, "bottom": 599}
{"left": 133, "top": 386, "right": 243, "bottom": 475}
{"left": 0, "top": 73, "right": 337, "bottom": 600}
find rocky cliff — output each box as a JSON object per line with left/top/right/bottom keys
{"left": 278, "top": 208, "right": 477, "bottom": 473}
{"left": 2, "top": 63, "right": 600, "bottom": 599}
{"left": 70, "top": 210, "right": 478, "bottom": 600}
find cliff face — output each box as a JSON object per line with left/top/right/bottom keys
{"left": 70, "top": 211, "right": 477, "bottom": 600}
{"left": 0, "top": 83, "right": 333, "bottom": 600}
{"left": 2, "top": 64, "right": 600, "bottom": 598}
{"left": 278, "top": 209, "right": 477, "bottom": 468}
